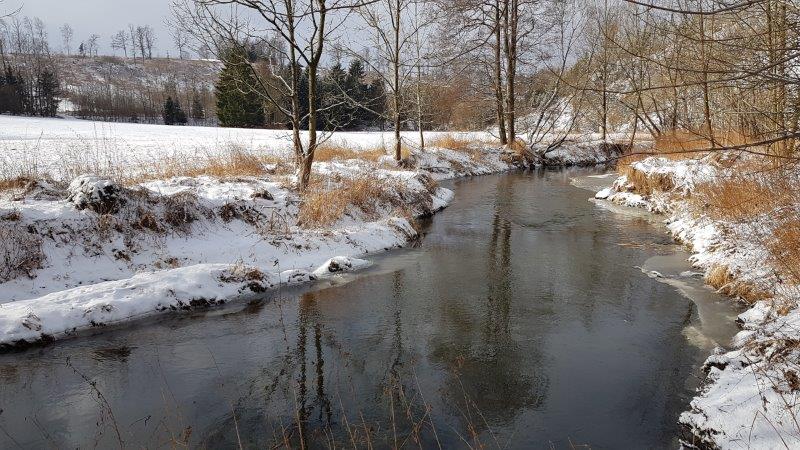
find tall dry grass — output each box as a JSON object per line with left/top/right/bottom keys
{"left": 313, "top": 143, "right": 388, "bottom": 162}
{"left": 689, "top": 157, "right": 800, "bottom": 297}
{"left": 618, "top": 130, "right": 751, "bottom": 169}
{"left": 297, "top": 175, "right": 401, "bottom": 228}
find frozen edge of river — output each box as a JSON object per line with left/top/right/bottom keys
{"left": 596, "top": 157, "right": 800, "bottom": 449}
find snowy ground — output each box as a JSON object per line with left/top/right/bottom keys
{"left": 0, "top": 115, "right": 492, "bottom": 181}
{"left": 596, "top": 156, "right": 800, "bottom": 449}
{"left": 0, "top": 114, "right": 539, "bottom": 348}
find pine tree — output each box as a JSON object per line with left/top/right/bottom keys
{"left": 345, "top": 60, "right": 368, "bottom": 128}
{"left": 0, "top": 67, "right": 9, "bottom": 114}
{"left": 163, "top": 96, "right": 177, "bottom": 125}
{"left": 367, "top": 78, "right": 387, "bottom": 130}
{"left": 174, "top": 99, "right": 187, "bottom": 125}
{"left": 191, "top": 93, "right": 205, "bottom": 122}
{"left": 215, "top": 48, "right": 265, "bottom": 128}
{"left": 10, "top": 68, "right": 26, "bottom": 115}
{"left": 321, "top": 62, "right": 348, "bottom": 129}
{"left": 36, "top": 70, "right": 61, "bottom": 117}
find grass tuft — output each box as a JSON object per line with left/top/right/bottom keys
{"left": 297, "top": 175, "right": 400, "bottom": 228}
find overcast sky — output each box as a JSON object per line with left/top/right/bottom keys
{"left": 6, "top": 0, "right": 178, "bottom": 56}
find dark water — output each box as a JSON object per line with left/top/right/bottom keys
{"left": 0, "top": 170, "right": 740, "bottom": 449}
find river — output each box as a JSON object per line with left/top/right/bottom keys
{"left": 0, "top": 169, "right": 743, "bottom": 449}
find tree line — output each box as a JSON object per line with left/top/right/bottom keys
{"left": 214, "top": 47, "right": 387, "bottom": 130}
{"left": 0, "top": 16, "right": 61, "bottom": 116}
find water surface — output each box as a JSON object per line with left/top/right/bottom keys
{"left": 0, "top": 170, "right": 741, "bottom": 449}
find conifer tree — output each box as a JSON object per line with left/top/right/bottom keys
{"left": 174, "top": 99, "right": 187, "bottom": 125}
{"left": 163, "top": 96, "right": 177, "bottom": 125}
{"left": 36, "top": 70, "right": 61, "bottom": 117}
{"left": 191, "top": 93, "right": 205, "bottom": 122}
{"left": 345, "top": 60, "right": 368, "bottom": 127}
{"left": 215, "top": 48, "right": 265, "bottom": 128}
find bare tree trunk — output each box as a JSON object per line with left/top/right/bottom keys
{"left": 393, "top": 0, "right": 403, "bottom": 160}
{"left": 494, "top": 0, "right": 508, "bottom": 145}
{"left": 297, "top": 0, "right": 330, "bottom": 190}
{"left": 698, "top": 8, "right": 716, "bottom": 148}
{"left": 502, "top": 0, "right": 517, "bottom": 145}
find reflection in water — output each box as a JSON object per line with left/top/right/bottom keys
{"left": 0, "top": 169, "right": 745, "bottom": 449}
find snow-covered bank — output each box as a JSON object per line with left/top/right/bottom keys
{"left": 596, "top": 155, "right": 800, "bottom": 448}
{"left": 0, "top": 141, "right": 526, "bottom": 348}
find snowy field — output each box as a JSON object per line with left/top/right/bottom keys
{"left": 0, "top": 115, "right": 491, "bottom": 181}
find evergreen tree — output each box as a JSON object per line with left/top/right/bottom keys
{"left": 191, "top": 93, "right": 205, "bottom": 121}
{"left": 10, "top": 68, "right": 26, "bottom": 115}
{"left": 36, "top": 70, "right": 61, "bottom": 117}
{"left": 298, "top": 67, "right": 311, "bottom": 128}
{"left": 215, "top": 48, "right": 265, "bottom": 128}
{"left": 163, "top": 96, "right": 177, "bottom": 125}
{"left": 0, "top": 67, "right": 10, "bottom": 114}
{"left": 320, "top": 62, "right": 349, "bottom": 130}
{"left": 174, "top": 99, "right": 187, "bottom": 125}
{"left": 366, "top": 78, "right": 387, "bottom": 130}
{"left": 345, "top": 60, "right": 368, "bottom": 127}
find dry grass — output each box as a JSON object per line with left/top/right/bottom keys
{"left": 692, "top": 175, "right": 792, "bottom": 221}
{"left": 314, "top": 143, "right": 388, "bottom": 162}
{"left": 429, "top": 134, "right": 500, "bottom": 152}
{"left": 123, "top": 148, "right": 294, "bottom": 185}
{"left": 0, "top": 222, "right": 45, "bottom": 283}
{"left": 618, "top": 130, "right": 751, "bottom": 169}
{"left": 0, "top": 177, "right": 35, "bottom": 192}
{"left": 706, "top": 265, "right": 772, "bottom": 304}
{"left": 297, "top": 175, "right": 401, "bottom": 228}
{"left": 770, "top": 220, "right": 800, "bottom": 285}
{"left": 429, "top": 134, "right": 477, "bottom": 152}
{"left": 619, "top": 165, "right": 675, "bottom": 195}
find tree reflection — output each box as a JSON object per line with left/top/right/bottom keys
{"left": 431, "top": 176, "right": 549, "bottom": 435}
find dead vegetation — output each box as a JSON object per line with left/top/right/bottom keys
{"left": 706, "top": 265, "right": 772, "bottom": 304}
{"left": 314, "top": 143, "right": 388, "bottom": 162}
{"left": 135, "top": 148, "right": 290, "bottom": 183}
{"left": 618, "top": 164, "right": 675, "bottom": 195}
{"left": 297, "top": 175, "right": 403, "bottom": 228}
{"left": 618, "top": 131, "right": 750, "bottom": 169}
{"left": 0, "top": 222, "right": 45, "bottom": 283}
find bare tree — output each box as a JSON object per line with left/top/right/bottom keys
{"left": 171, "top": 27, "right": 189, "bottom": 59}
{"left": 143, "top": 26, "right": 156, "bottom": 58}
{"left": 173, "top": 0, "right": 375, "bottom": 190}
{"left": 111, "top": 30, "right": 128, "bottom": 57}
{"left": 354, "top": 0, "right": 434, "bottom": 160}
{"left": 128, "top": 24, "right": 138, "bottom": 60}
{"left": 87, "top": 33, "right": 100, "bottom": 57}
{"left": 60, "top": 23, "right": 73, "bottom": 55}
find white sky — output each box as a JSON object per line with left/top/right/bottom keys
{"left": 5, "top": 0, "right": 177, "bottom": 56}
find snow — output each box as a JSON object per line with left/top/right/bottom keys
{"left": 595, "top": 154, "right": 800, "bottom": 449}
{"left": 1, "top": 114, "right": 564, "bottom": 347}
{"left": 0, "top": 258, "right": 370, "bottom": 347}
{"left": 0, "top": 115, "right": 491, "bottom": 181}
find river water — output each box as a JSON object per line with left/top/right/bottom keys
{"left": 0, "top": 169, "right": 742, "bottom": 449}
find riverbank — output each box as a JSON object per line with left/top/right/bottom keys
{"left": 596, "top": 154, "right": 800, "bottom": 448}
{"left": 0, "top": 130, "right": 626, "bottom": 349}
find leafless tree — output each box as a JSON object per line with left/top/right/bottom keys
{"left": 111, "top": 30, "right": 128, "bottom": 57}
{"left": 60, "top": 23, "right": 73, "bottom": 55}
{"left": 87, "top": 33, "right": 100, "bottom": 57}
{"left": 171, "top": 27, "right": 190, "bottom": 59}
{"left": 128, "top": 24, "right": 138, "bottom": 60}
{"left": 351, "top": 0, "right": 439, "bottom": 159}
{"left": 172, "top": 0, "right": 376, "bottom": 190}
